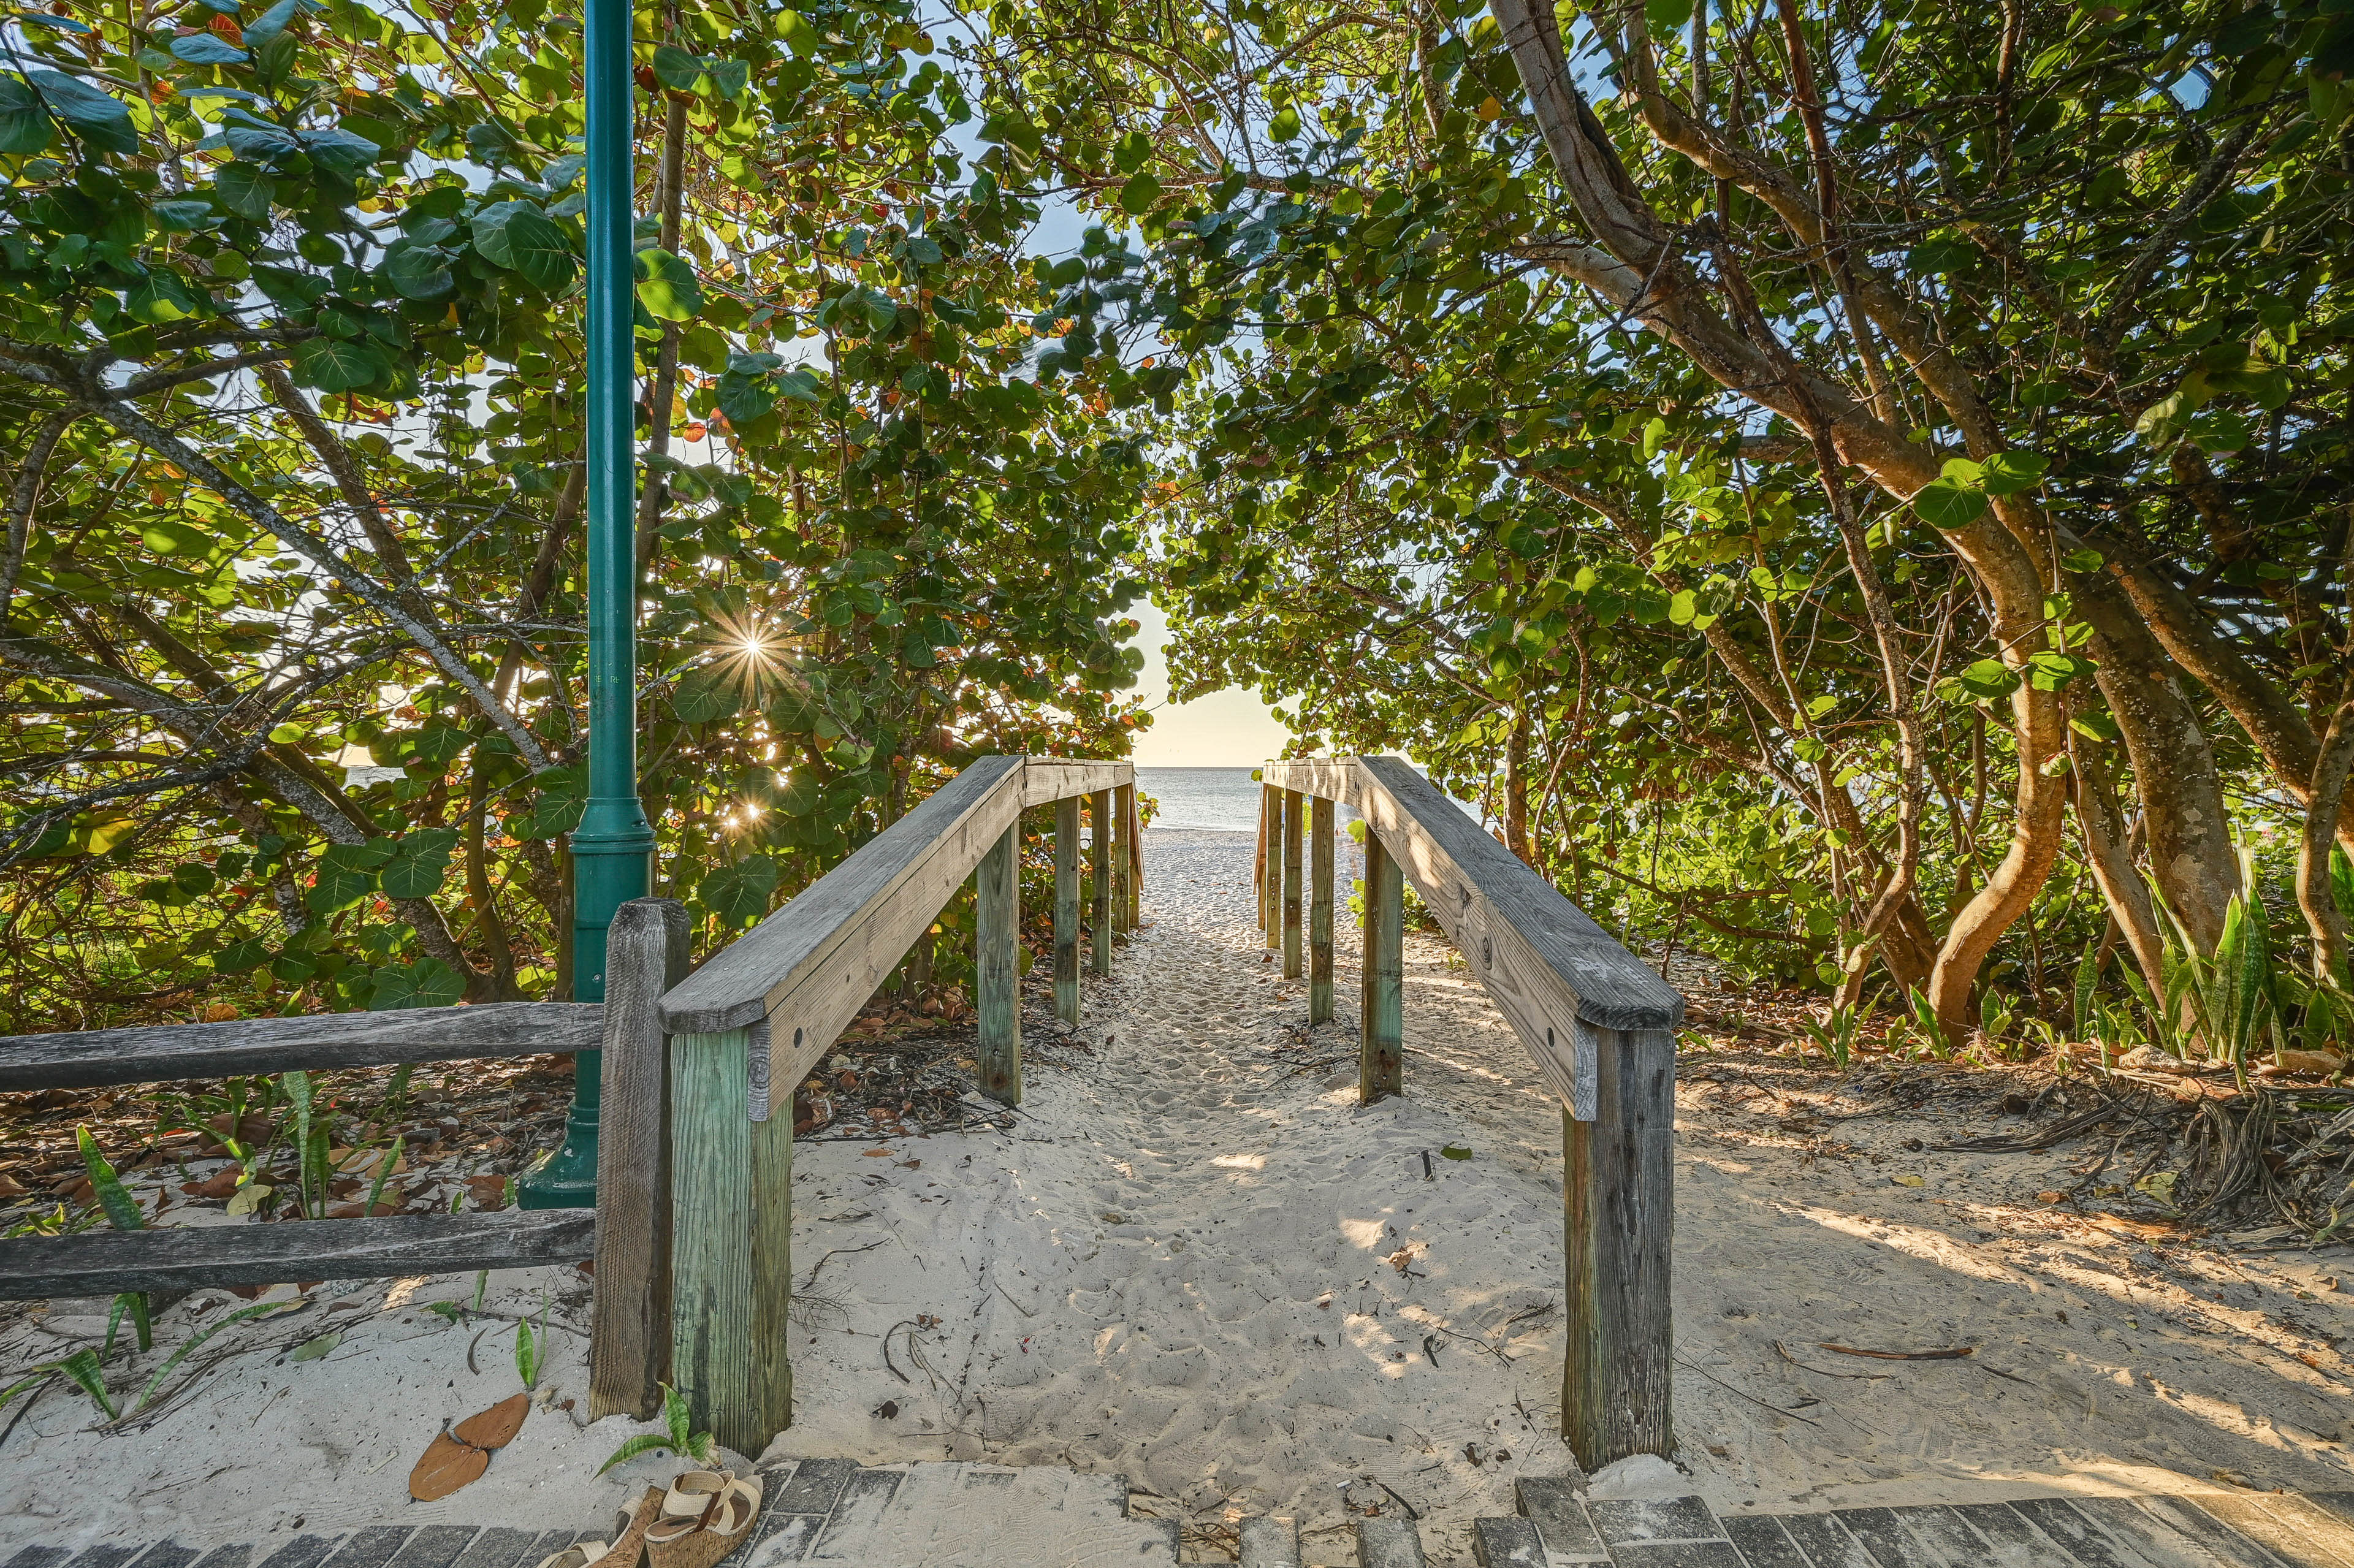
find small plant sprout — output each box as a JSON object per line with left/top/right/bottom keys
{"left": 1800, "top": 1000, "right": 1870, "bottom": 1068}
{"left": 516, "top": 1293, "right": 550, "bottom": 1390}
{"left": 77, "top": 1128, "right": 153, "bottom": 1352}
{"left": 598, "top": 1383, "right": 718, "bottom": 1475}
{"left": 1902, "top": 986, "right": 1954, "bottom": 1061}
{"left": 364, "top": 1133, "right": 405, "bottom": 1215}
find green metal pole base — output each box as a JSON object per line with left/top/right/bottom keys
{"left": 522, "top": 816, "right": 655, "bottom": 1211}
{"left": 517, "top": 1087, "right": 601, "bottom": 1209}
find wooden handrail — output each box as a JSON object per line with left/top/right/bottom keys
{"left": 1267, "top": 755, "right": 1679, "bottom": 1119}
{"left": 657, "top": 754, "right": 1132, "bottom": 1121}
{"left": 0, "top": 1002, "right": 603, "bottom": 1094}
{"left": 612, "top": 755, "right": 1135, "bottom": 1450}
{"left": 1263, "top": 754, "right": 1682, "bottom": 1473}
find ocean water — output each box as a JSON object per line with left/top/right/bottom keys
{"left": 1139, "top": 767, "right": 1367, "bottom": 834}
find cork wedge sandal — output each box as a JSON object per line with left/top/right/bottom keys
{"left": 647, "top": 1474, "right": 763, "bottom": 1568}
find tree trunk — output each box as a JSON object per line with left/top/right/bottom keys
{"left": 2072, "top": 573, "right": 2239, "bottom": 951}
{"left": 2070, "top": 726, "right": 2166, "bottom": 1002}
{"left": 1927, "top": 676, "right": 2068, "bottom": 1030}
{"left": 2302, "top": 672, "right": 2354, "bottom": 984}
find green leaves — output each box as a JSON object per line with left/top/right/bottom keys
{"left": 1118, "top": 171, "right": 1162, "bottom": 215}
{"left": 126, "top": 273, "right": 203, "bottom": 325}
{"left": 370, "top": 956, "right": 466, "bottom": 1010}
{"left": 697, "top": 855, "right": 779, "bottom": 926}
{"left": 384, "top": 242, "right": 457, "bottom": 302}
{"left": 652, "top": 44, "right": 747, "bottom": 99}
{"left": 292, "top": 337, "right": 387, "bottom": 395}
{"left": 1911, "top": 476, "right": 1987, "bottom": 529}
{"left": 671, "top": 664, "right": 742, "bottom": 724}
{"left": 17, "top": 69, "right": 135, "bottom": 155}
{"left": 775, "top": 9, "right": 819, "bottom": 58}
{"left": 599, "top": 1383, "right": 715, "bottom": 1474}
{"left": 635, "top": 246, "right": 703, "bottom": 322}
{"left": 1979, "top": 451, "right": 2047, "bottom": 495}
{"left": 308, "top": 840, "right": 392, "bottom": 914}
{"left": 170, "top": 32, "right": 249, "bottom": 65}
{"left": 1914, "top": 450, "right": 2044, "bottom": 525}
{"left": 378, "top": 829, "right": 458, "bottom": 899}
{"left": 140, "top": 519, "right": 213, "bottom": 556}
{"left": 473, "top": 201, "right": 577, "bottom": 289}
{"left": 0, "top": 75, "right": 53, "bottom": 155}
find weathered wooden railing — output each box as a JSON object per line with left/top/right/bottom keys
{"left": 586, "top": 754, "right": 1134, "bottom": 1451}
{"left": 1260, "top": 755, "right": 1684, "bottom": 1471}
{"left": 0, "top": 1005, "right": 605, "bottom": 1295}
{"left": 0, "top": 754, "right": 1135, "bottom": 1462}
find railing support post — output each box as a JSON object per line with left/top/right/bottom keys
{"left": 1359, "top": 831, "right": 1403, "bottom": 1102}
{"left": 1263, "top": 785, "right": 1279, "bottom": 950}
{"left": 1126, "top": 787, "right": 1141, "bottom": 931}
{"left": 1053, "top": 796, "right": 1081, "bottom": 1026}
{"left": 1282, "top": 788, "right": 1303, "bottom": 980}
{"left": 1254, "top": 785, "right": 1271, "bottom": 935}
{"left": 669, "top": 1026, "right": 793, "bottom": 1456}
{"left": 1089, "top": 789, "right": 1113, "bottom": 976}
{"left": 1561, "top": 1026, "right": 1677, "bottom": 1469}
{"left": 590, "top": 897, "right": 689, "bottom": 1420}
{"left": 1113, "top": 782, "right": 1135, "bottom": 936}
{"left": 977, "top": 822, "right": 1023, "bottom": 1103}
{"left": 1309, "top": 796, "right": 1335, "bottom": 1024}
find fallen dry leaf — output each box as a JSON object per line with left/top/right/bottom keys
{"left": 409, "top": 1392, "right": 530, "bottom": 1501}
{"left": 453, "top": 1391, "right": 530, "bottom": 1449}
{"left": 409, "top": 1433, "right": 491, "bottom": 1501}
{"left": 185, "top": 1166, "right": 243, "bottom": 1200}
{"left": 2089, "top": 1212, "right": 2176, "bottom": 1238}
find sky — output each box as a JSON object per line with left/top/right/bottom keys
{"left": 1125, "top": 601, "right": 1292, "bottom": 767}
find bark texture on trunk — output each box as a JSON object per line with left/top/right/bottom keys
{"left": 2073, "top": 574, "right": 2239, "bottom": 951}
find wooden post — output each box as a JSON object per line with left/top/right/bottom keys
{"left": 1281, "top": 788, "right": 1303, "bottom": 980}
{"left": 669, "top": 1026, "right": 793, "bottom": 1456}
{"left": 1053, "top": 796, "right": 1080, "bottom": 1026}
{"left": 1561, "top": 1026, "right": 1677, "bottom": 1468}
{"left": 1309, "top": 796, "right": 1335, "bottom": 1024}
{"left": 1113, "top": 782, "right": 1135, "bottom": 935}
{"left": 1359, "top": 831, "right": 1403, "bottom": 1103}
{"left": 590, "top": 897, "right": 690, "bottom": 1420}
{"left": 1263, "top": 785, "right": 1280, "bottom": 950}
{"left": 1254, "top": 785, "right": 1270, "bottom": 934}
{"left": 977, "top": 821, "right": 1021, "bottom": 1105}
{"left": 1126, "top": 788, "right": 1142, "bottom": 931}
{"left": 1090, "top": 789, "right": 1113, "bottom": 976}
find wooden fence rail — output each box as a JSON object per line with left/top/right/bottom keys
{"left": 0, "top": 1002, "right": 602, "bottom": 1094}
{"left": 0, "top": 752, "right": 1134, "bottom": 1460}
{"left": 0, "top": 1004, "right": 606, "bottom": 1296}
{"left": 1260, "top": 755, "right": 1683, "bottom": 1472}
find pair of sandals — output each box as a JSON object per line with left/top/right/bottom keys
{"left": 538, "top": 1471, "right": 764, "bottom": 1568}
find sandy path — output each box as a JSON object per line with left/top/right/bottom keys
{"left": 779, "top": 828, "right": 2354, "bottom": 1562}
{"left": 9, "top": 828, "right": 2352, "bottom": 1565}
{"left": 775, "top": 828, "right": 1584, "bottom": 1564}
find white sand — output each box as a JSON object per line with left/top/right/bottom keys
{"left": 6, "top": 826, "right": 2352, "bottom": 1566}
{"left": 771, "top": 829, "right": 2354, "bottom": 1559}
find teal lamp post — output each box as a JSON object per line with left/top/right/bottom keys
{"left": 520, "top": 0, "right": 652, "bottom": 1208}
